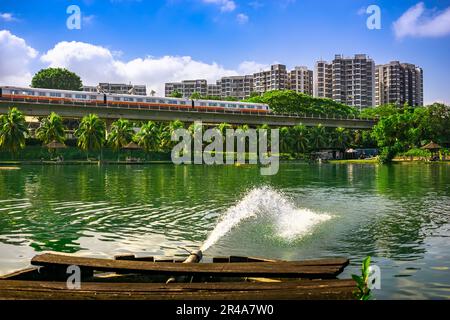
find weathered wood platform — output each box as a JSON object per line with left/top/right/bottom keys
{"left": 0, "top": 253, "right": 354, "bottom": 300}
{"left": 30, "top": 253, "right": 348, "bottom": 279}
{"left": 0, "top": 279, "right": 356, "bottom": 300}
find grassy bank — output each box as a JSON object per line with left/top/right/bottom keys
{"left": 329, "top": 159, "right": 379, "bottom": 164}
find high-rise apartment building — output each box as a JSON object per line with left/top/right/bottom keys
{"left": 288, "top": 66, "right": 313, "bottom": 96}
{"left": 375, "top": 61, "right": 423, "bottom": 106}
{"left": 165, "top": 79, "right": 208, "bottom": 98}
{"left": 216, "top": 75, "right": 254, "bottom": 100}
{"left": 314, "top": 54, "right": 375, "bottom": 109}
{"left": 314, "top": 60, "right": 332, "bottom": 98}
{"left": 207, "top": 83, "right": 221, "bottom": 97}
{"left": 254, "top": 64, "right": 288, "bottom": 94}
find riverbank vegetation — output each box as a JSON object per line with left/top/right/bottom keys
{"left": 1, "top": 97, "right": 449, "bottom": 163}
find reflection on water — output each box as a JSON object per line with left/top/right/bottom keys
{"left": 0, "top": 163, "right": 449, "bottom": 299}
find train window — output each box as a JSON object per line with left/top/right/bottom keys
{"left": 90, "top": 95, "right": 98, "bottom": 100}
{"left": 124, "top": 97, "right": 134, "bottom": 102}
{"left": 220, "top": 103, "right": 226, "bottom": 107}
{"left": 75, "top": 94, "right": 87, "bottom": 99}
{"left": 209, "top": 103, "right": 218, "bottom": 107}
{"left": 65, "top": 94, "right": 72, "bottom": 98}
{"left": 39, "top": 92, "right": 46, "bottom": 96}
{"left": 159, "top": 99, "right": 166, "bottom": 104}
{"left": 136, "top": 98, "right": 143, "bottom": 102}
{"left": 24, "top": 91, "right": 35, "bottom": 95}
{"left": 114, "top": 97, "right": 121, "bottom": 101}
{"left": 50, "top": 92, "right": 61, "bottom": 97}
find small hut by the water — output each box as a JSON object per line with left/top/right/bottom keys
{"left": 421, "top": 141, "right": 441, "bottom": 160}
{"left": 44, "top": 140, "right": 67, "bottom": 161}
{"left": 45, "top": 140, "right": 67, "bottom": 150}
{"left": 122, "top": 141, "right": 141, "bottom": 162}
{"left": 122, "top": 141, "right": 141, "bottom": 150}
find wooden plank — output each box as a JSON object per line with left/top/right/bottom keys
{"left": 214, "top": 256, "right": 348, "bottom": 265}
{"left": 0, "top": 279, "right": 356, "bottom": 300}
{"left": 31, "top": 254, "right": 348, "bottom": 278}
{"left": 0, "top": 267, "right": 42, "bottom": 280}
{"left": 229, "top": 256, "right": 280, "bottom": 263}
{"left": 115, "top": 255, "right": 155, "bottom": 262}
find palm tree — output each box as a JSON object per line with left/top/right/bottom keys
{"left": 332, "top": 127, "right": 351, "bottom": 152}
{"left": 309, "top": 124, "right": 327, "bottom": 151}
{"left": 280, "top": 126, "right": 293, "bottom": 154}
{"left": 135, "top": 121, "right": 160, "bottom": 155}
{"left": 0, "top": 107, "right": 29, "bottom": 157}
{"left": 160, "top": 120, "right": 185, "bottom": 151}
{"left": 36, "top": 112, "right": 66, "bottom": 144}
{"left": 217, "top": 122, "right": 232, "bottom": 137}
{"left": 108, "top": 119, "right": 134, "bottom": 161}
{"left": 291, "top": 124, "right": 309, "bottom": 155}
{"left": 74, "top": 114, "right": 106, "bottom": 160}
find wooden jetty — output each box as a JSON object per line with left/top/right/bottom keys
{"left": 0, "top": 253, "right": 355, "bottom": 300}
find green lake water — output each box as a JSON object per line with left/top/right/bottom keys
{"left": 0, "top": 163, "right": 449, "bottom": 299}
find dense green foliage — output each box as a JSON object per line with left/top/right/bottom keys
{"left": 370, "top": 103, "right": 450, "bottom": 162}
{"left": 1, "top": 99, "right": 449, "bottom": 163}
{"left": 74, "top": 114, "right": 106, "bottom": 156}
{"left": 169, "top": 90, "right": 183, "bottom": 98}
{"left": 31, "top": 68, "right": 83, "bottom": 91}
{"left": 0, "top": 107, "right": 29, "bottom": 155}
{"left": 36, "top": 112, "right": 67, "bottom": 144}
{"left": 107, "top": 119, "right": 134, "bottom": 152}
{"left": 244, "top": 90, "right": 359, "bottom": 117}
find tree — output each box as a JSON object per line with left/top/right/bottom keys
{"left": 217, "top": 122, "right": 232, "bottom": 136}
{"left": 331, "top": 127, "right": 350, "bottom": 152}
{"left": 75, "top": 114, "right": 106, "bottom": 160}
{"left": 290, "top": 124, "right": 309, "bottom": 154}
{"left": 309, "top": 124, "right": 327, "bottom": 151}
{"left": 160, "top": 120, "right": 185, "bottom": 151}
{"left": 244, "top": 90, "right": 359, "bottom": 117}
{"left": 108, "top": 119, "right": 134, "bottom": 160}
{"left": 36, "top": 112, "right": 67, "bottom": 144}
{"left": 279, "top": 126, "right": 293, "bottom": 154}
{"left": 190, "top": 92, "right": 202, "bottom": 100}
{"left": 135, "top": 121, "right": 160, "bottom": 154}
{"left": 31, "top": 68, "right": 83, "bottom": 91}
{"left": 169, "top": 90, "right": 183, "bottom": 98}
{"left": 0, "top": 107, "right": 29, "bottom": 156}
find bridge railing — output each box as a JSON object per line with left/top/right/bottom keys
{"left": 0, "top": 96, "right": 379, "bottom": 122}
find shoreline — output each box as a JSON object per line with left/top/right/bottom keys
{"left": 1, "top": 159, "right": 449, "bottom": 166}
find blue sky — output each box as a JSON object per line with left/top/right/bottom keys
{"left": 1, "top": 0, "right": 450, "bottom": 103}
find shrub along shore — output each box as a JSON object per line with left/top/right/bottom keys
{"left": 0, "top": 91, "right": 449, "bottom": 164}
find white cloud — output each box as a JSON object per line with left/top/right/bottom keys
{"left": 202, "top": 0, "right": 236, "bottom": 12}
{"left": 0, "top": 31, "right": 269, "bottom": 96}
{"left": 237, "top": 61, "right": 269, "bottom": 74}
{"left": 236, "top": 13, "right": 249, "bottom": 24}
{"left": 393, "top": 2, "right": 450, "bottom": 38}
{"left": 40, "top": 41, "right": 243, "bottom": 95}
{"left": 0, "top": 12, "right": 18, "bottom": 22}
{"left": 0, "top": 30, "right": 38, "bottom": 86}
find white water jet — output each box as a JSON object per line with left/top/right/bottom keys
{"left": 200, "top": 186, "right": 332, "bottom": 251}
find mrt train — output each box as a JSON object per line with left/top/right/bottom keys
{"left": 0, "top": 86, "right": 270, "bottom": 113}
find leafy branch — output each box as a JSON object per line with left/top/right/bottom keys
{"left": 352, "top": 256, "right": 372, "bottom": 300}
